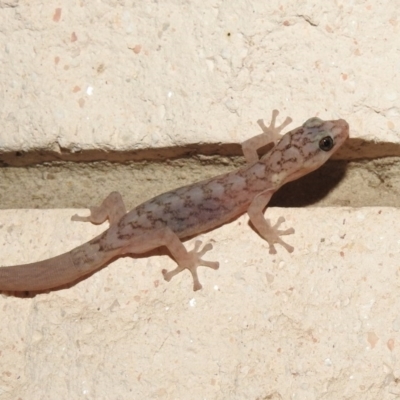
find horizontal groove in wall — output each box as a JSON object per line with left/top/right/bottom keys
{"left": 0, "top": 138, "right": 395, "bottom": 167}
{"left": 0, "top": 156, "right": 399, "bottom": 210}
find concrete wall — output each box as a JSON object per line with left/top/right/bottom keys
{"left": 0, "top": 1, "right": 399, "bottom": 399}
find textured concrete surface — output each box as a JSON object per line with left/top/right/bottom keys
{"left": 1, "top": 1, "right": 400, "bottom": 400}
{"left": 1, "top": 208, "right": 400, "bottom": 399}
{"left": 1, "top": 1, "right": 399, "bottom": 156}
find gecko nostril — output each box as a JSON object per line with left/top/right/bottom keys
{"left": 319, "top": 136, "right": 334, "bottom": 151}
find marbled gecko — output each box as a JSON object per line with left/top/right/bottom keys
{"left": 0, "top": 110, "right": 349, "bottom": 292}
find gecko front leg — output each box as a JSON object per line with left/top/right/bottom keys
{"left": 241, "top": 109, "right": 293, "bottom": 164}
{"left": 71, "top": 191, "right": 127, "bottom": 225}
{"left": 247, "top": 189, "right": 294, "bottom": 254}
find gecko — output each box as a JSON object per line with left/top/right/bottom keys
{"left": 0, "top": 110, "right": 349, "bottom": 292}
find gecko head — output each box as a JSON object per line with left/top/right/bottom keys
{"left": 300, "top": 116, "right": 349, "bottom": 167}
{"left": 273, "top": 116, "right": 349, "bottom": 185}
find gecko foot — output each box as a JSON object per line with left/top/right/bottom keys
{"left": 265, "top": 216, "right": 295, "bottom": 255}
{"left": 257, "top": 109, "right": 293, "bottom": 142}
{"left": 71, "top": 192, "right": 127, "bottom": 225}
{"left": 162, "top": 240, "right": 219, "bottom": 291}
{"left": 242, "top": 110, "right": 294, "bottom": 164}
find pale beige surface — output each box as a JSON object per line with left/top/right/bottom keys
{"left": 1, "top": 1, "right": 398, "bottom": 154}
{"left": 0, "top": 208, "right": 399, "bottom": 399}
{"left": 1, "top": 1, "right": 400, "bottom": 400}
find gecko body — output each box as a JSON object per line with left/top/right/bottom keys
{"left": 0, "top": 111, "right": 349, "bottom": 291}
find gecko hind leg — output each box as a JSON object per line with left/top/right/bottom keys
{"left": 162, "top": 240, "right": 219, "bottom": 291}
{"left": 122, "top": 228, "right": 219, "bottom": 291}
{"left": 71, "top": 191, "right": 127, "bottom": 226}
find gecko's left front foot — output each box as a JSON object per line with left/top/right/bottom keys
{"left": 242, "top": 110, "right": 293, "bottom": 164}
{"left": 257, "top": 109, "right": 293, "bottom": 141}
{"left": 162, "top": 240, "right": 219, "bottom": 291}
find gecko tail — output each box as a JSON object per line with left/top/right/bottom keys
{"left": 0, "top": 252, "right": 82, "bottom": 291}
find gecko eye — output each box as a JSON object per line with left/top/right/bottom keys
{"left": 319, "top": 136, "right": 334, "bottom": 151}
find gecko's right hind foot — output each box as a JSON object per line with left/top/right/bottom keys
{"left": 162, "top": 240, "right": 219, "bottom": 291}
